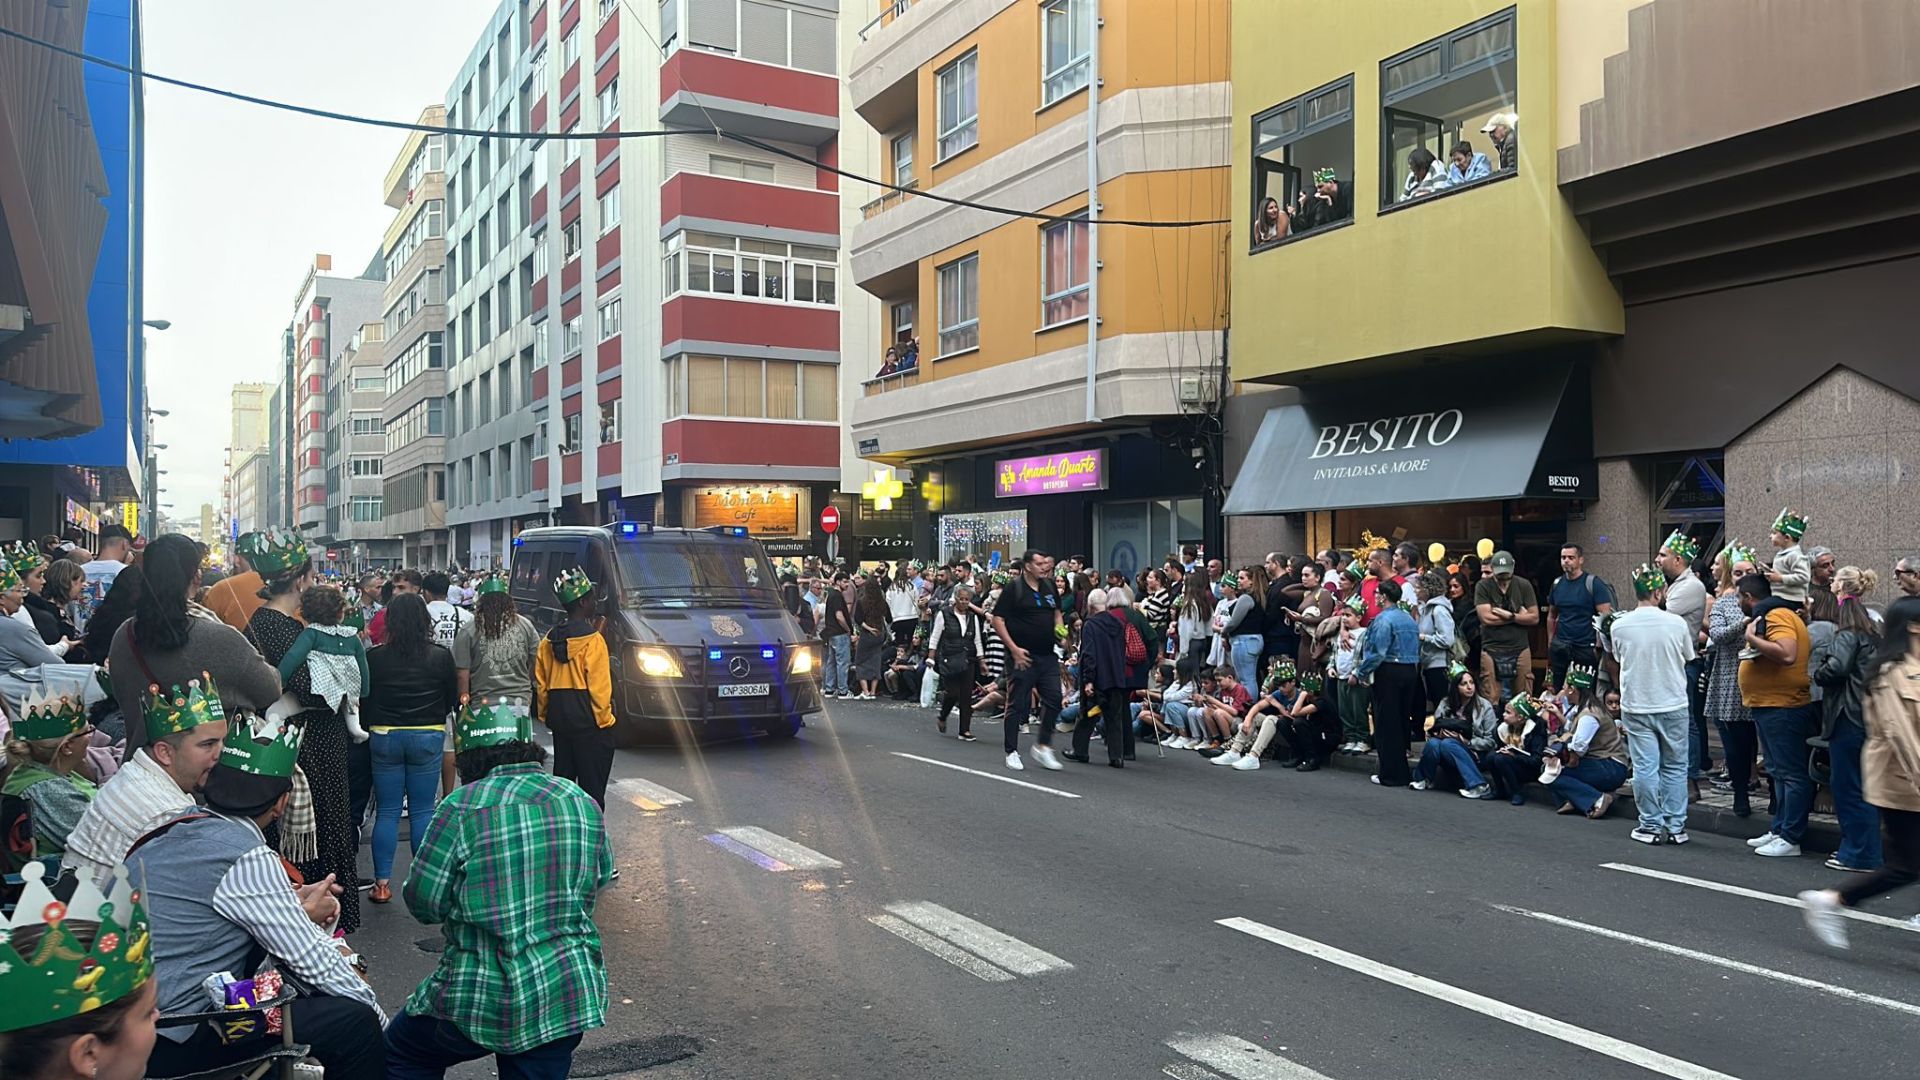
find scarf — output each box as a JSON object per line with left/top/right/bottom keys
{"left": 276, "top": 764, "right": 318, "bottom": 864}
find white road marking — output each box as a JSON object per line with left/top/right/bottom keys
{"left": 1164, "top": 1033, "right": 1337, "bottom": 1080}
{"left": 611, "top": 778, "right": 693, "bottom": 811}
{"left": 1601, "top": 862, "right": 1920, "bottom": 934}
{"left": 1494, "top": 904, "right": 1920, "bottom": 1018}
{"left": 714, "top": 826, "right": 843, "bottom": 870}
{"left": 867, "top": 914, "right": 1015, "bottom": 982}
{"left": 1163, "top": 1064, "right": 1226, "bottom": 1080}
{"left": 890, "top": 751, "right": 1083, "bottom": 798}
{"left": 884, "top": 901, "right": 1074, "bottom": 977}
{"left": 1218, "top": 917, "right": 1743, "bottom": 1080}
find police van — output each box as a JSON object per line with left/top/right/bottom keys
{"left": 509, "top": 523, "right": 823, "bottom": 743}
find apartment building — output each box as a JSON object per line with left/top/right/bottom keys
{"left": 846, "top": 0, "right": 1232, "bottom": 569}
{"left": 284, "top": 255, "right": 385, "bottom": 549}
{"left": 380, "top": 108, "right": 453, "bottom": 569}
{"left": 442, "top": 0, "right": 859, "bottom": 569}
{"left": 229, "top": 446, "right": 267, "bottom": 536}
{"left": 230, "top": 382, "right": 270, "bottom": 453}
{"left": 1222, "top": 0, "right": 1920, "bottom": 598}
{"left": 329, "top": 321, "right": 399, "bottom": 567}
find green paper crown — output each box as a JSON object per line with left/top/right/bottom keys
{"left": 992, "top": 570, "right": 1013, "bottom": 587}
{"left": 0, "top": 556, "right": 19, "bottom": 594}
{"left": 1265, "top": 661, "right": 1298, "bottom": 689}
{"left": 1447, "top": 661, "right": 1468, "bottom": 681}
{"left": 909, "top": 560, "right": 927, "bottom": 572}
{"left": 14, "top": 684, "right": 89, "bottom": 742}
{"left": 4, "top": 540, "right": 43, "bottom": 574}
{"left": 1510, "top": 694, "right": 1541, "bottom": 720}
{"left": 142, "top": 675, "right": 225, "bottom": 742}
{"left": 1771, "top": 507, "right": 1811, "bottom": 540}
{"left": 455, "top": 696, "right": 533, "bottom": 752}
{"left": 552, "top": 566, "right": 595, "bottom": 605}
{"left": 1720, "top": 538, "right": 1757, "bottom": 570}
{"left": 242, "top": 527, "right": 311, "bottom": 575}
{"left": 476, "top": 574, "right": 510, "bottom": 596}
{"left": 1298, "top": 673, "right": 1323, "bottom": 694}
{"left": 1566, "top": 664, "right": 1598, "bottom": 690}
{"left": 341, "top": 608, "right": 366, "bottom": 632}
{"left": 1632, "top": 562, "right": 1670, "bottom": 596}
{"left": 219, "top": 712, "right": 303, "bottom": 778}
{"left": 1312, "top": 166, "right": 1337, "bottom": 184}
{"left": 1660, "top": 530, "right": 1700, "bottom": 563}
{"left": 0, "top": 860, "right": 153, "bottom": 1033}
{"left": 1344, "top": 594, "right": 1367, "bottom": 616}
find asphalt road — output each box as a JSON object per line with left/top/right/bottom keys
{"left": 353, "top": 697, "right": 1920, "bottom": 1079}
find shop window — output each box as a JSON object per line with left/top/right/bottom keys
{"left": 1379, "top": 8, "right": 1517, "bottom": 209}
{"left": 938, "top": 509, "right": 1029, "bottom": 567}
{"left": 1250, "top": 77, "right": 1354, "bottom": 249}
{"left": 1652, "top": 455, "right": 1725, "bottom": 564}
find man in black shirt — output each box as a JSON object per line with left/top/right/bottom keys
{"left": 991, "top": 550, "right": 1065, "bottom": 772}
{"left": 821, "top": 571, "right": 852, "bottom": 699}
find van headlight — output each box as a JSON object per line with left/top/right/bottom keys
{"left": 633, "top": 647, "right": 682, "bottom": 678}
{"left": 789, "top": 646, "right": 817, "bottom": 675}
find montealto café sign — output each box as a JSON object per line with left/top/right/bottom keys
{"left": 994, "top": 450, "right": 1108, "bottom": 498}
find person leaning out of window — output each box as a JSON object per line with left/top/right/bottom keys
{"left": 1481, "top": 111, "right": 1518, "bottom": 171}
{"left": 1401, "top": 147, "right": 1449, "bottom": 201}
{"left": 1253, "top": 196, "right": 1290, "bottom": 245}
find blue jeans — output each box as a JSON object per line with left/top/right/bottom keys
{"left": 385, "top": 1008, "right": 582, "bottom": 1080}
{"left": 371, "top": 729, "right": 445, "bottom": 881}
{"left": 1753, "top": 704, "right": 1819, "bottom": 845}
{"left": 1685, "top": 656, "right": 1708, "bottom": 779}
{"left": 1547, "top": 757, "right": 1629, "bottom": 815}
{"left": 1163, "top": 700, "right": 1199, "bottom": 739}
{"left": 1230, "top": 634, "right": 1262, "bottom": 692}
{"left": 1622, "top": 708, "right": 1691, "bottom": 832}
{"left": 1415, "top": 738, "right": 1485, "bottom": 789}
{"left": 1829, "top": 722, "right": 1882, "bottom": 868}
{"left": 823, "top": 634, "right": 851, "bottom": 695}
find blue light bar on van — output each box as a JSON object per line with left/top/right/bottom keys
{"left": 704, "top": 525, "right": 749, "bottom": 537}
{"left": 513, "top": 537, "right": 523, "bottom": 546}
{"left": 761, "top": 648, "right": 776, "bottom": 659}
{"left": 615, "top": 521, "right": 653, "bottom": 536}
{"left": 708, "top": 649, "right": 723, "bottom": 661}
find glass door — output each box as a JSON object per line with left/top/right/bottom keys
{"left": 1383, "top": 107, "right": 1447, "bottom": 204}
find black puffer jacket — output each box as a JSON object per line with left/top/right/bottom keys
{"left": 1812, "top": 626, "right": 1870, "bottom": 740}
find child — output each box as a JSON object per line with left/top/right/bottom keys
{"left": 1196, "top": 667, "right": 1253, "bottom": 752}
{"left": 1160, "top": 658, "right": 1200, "bottom": 748}
{"left": 1764, "top": 507, "right": 1812, "bottom": 609}
{"left": 275, "top": 584, "right": 371, "bottom": 742}
{"left": 1331, "top": 597, "right": 1372, "bottom": 754}
{"left": 1479, "top": 692, "right": 1549, "bottom": 806}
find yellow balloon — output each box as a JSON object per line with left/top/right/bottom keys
{"left": 1475, "top": 538, "right": 1495, "bottom": 560}
{"left": 1427, "top": 542, "right": 1446, "bottom": 565}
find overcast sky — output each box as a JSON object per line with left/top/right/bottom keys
{"left": 143, "top": 1, "right": 491, "bottom": 518}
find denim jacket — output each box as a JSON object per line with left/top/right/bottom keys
{"left": 1357, "top": 607, "right": 1420, "bottom": 677}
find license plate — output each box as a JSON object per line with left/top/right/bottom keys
{"left": 717, "top": 683, "right": 770, "bottom": 698}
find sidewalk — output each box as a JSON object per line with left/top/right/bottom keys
{"left": 1320, "top": 746, "right": 1843, "bottom": 851}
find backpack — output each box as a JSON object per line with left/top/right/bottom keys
{"left": 1120, "top": 611, "right": 1149, "bottom": 665}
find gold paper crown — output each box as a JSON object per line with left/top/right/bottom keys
{"left": 0, "top": 861, "right": 153, "bottom": 1033}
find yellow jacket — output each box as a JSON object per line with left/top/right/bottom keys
{"left": 535, "top": 619, "right": 615, "bottom": 731}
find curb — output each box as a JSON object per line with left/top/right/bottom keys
{"left": 1317, "top": 746, "right": 1844, "bottom": 852}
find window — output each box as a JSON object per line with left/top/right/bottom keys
{"left": 385, "top": 199, "right": 445, "bottom": 276}
{"left": 707, "top": 155, "right": 777, "bottom": 183}
{"left": 529, "top": 45, "right": 548, "bottom": 96}
{"left": 597, "top": 77, "right": 620, "bottom": 124}
{"left": 385, "top": 331, "right": 445, "bottom": 396}
{"left": 665, "top": 356, "right": 838, "bottom": 421}
{"left": 536, "top": 420, "right": 549, "bottom": 456}
{"left": 1379, "top": 8, "right": 1517, "bottom": 209}
{"left": 350, "top": 495, "right": 384, "bottom": 522}
{"left": 1250, "top": 76, "right": 1355, "bottom": 248}
{"left": 1041, "top": 0, "right": 1091, "bottom": 104}
{"left": 498, "top": 363, "right": 513, "bottom": 413}
{"left": 352, "top": 373, "right": 384, "bottom": 392}
{"left": 563, "top": 219, "right": 582, "bottom": 260}
{"left": 891, "top": 133, "right": 914, "bottom": 187}
{"left": 516, "top": 436, "right": 534, "bottom": 494}
{"left": 497, "top": 194, "right": 512, "bottom": 249}
{"left": 478, "top": 372, "right": 493, "bottom": 423}
{"left": 564, "top": 315, "right": 583, "bottom": 355}
{"left": 891, "top": 301, "right": 914, "bottom": 343}
{"left": 562, "top": 412, "right": 583, "bottom": 451}
{"left": 534, "top": 319, "right": 550, "bottom": 368}
{"left": 496, "top": 444, "right": 512, "bottom": 500}
{"left": 350, "top": 456, "right": 383, "bottom": 477}
{"left": 598, "top": 0, "right": 618, "bottom": 22}
{"left": 350, "top": 412, "right": 384, "bottom": 436}
{"left": 661, "top": 231, "right": 836, "bottom": 306}
{"left": 937, "top": 254, "right": 979, "bottom": 355}
{"left": 599, "top": 399, "right": 622, "bottom": 443}
{"left": 532, "top": 232, "right": 550, "bottom": 279}
{"left": 597, "top": 186, "right": 621, "bottom": 233}
{"left": 1041, "top": 215, "right": 1090, "bottom": 326}
{"left": 597, "top": 296, "right": 621, "bottom": 341}
{"left": 936, "top": 51, "right": 979, "bottom": 160}
{"left": 562, "top": 25, "right": 579, "bottom": 66}
{"left": 564, "top": 121, "right": 581, "bottom": 165}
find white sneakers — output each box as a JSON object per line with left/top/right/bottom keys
{"left": 1460, "top": 784, "right": 1494, "bottom": 800}
{"left": 1754, "top": 837, "right": 1801, "bottom": 858}
{"left": 1211, "top": 750, "right": 1242, "bottom": 766}
{"left": 1166, "top": 736, "right": 1193, "bottom": 750}
{"left": 1798, "top": 890, "right": 1849, "bottom": 949}
{"left": 1409, "top": 779, "right": 1432, "bottom": 791}
{"left": 1231, "top": 755, "right": 1261, "bottom": 771}
{"left": 1005, "top": 752, "right": 1024, "bottom": 771}
{"left": 1746, "top": 831, "right": 1779, "bottom": 848}
{"left": 1031, "top": 746, "right": 1063, "bottom": 771}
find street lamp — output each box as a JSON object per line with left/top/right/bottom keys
{"left": 142, "top": 319, "right": 171, "bottom": 331}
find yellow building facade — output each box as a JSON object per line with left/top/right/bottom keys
{"left": 846, "top": 0, "right": 1233, "bottom": 567}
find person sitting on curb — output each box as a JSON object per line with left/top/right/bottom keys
{"left": 1478, "top": 692, "right": 1550, "bottom": 805}
{"left": 1540, "top": 664, "right": 1631, "bottom": 819}
{"left": 1277, "top": 672, "right": 1332, "bottom": 771}
{"left": 1213, "top": 663, "right": 1311, "bottom": 771}
{"left": 1194, "top": 666, "right": 1252, "bottom": 753}
{"left": 1412, "top": 665, "right": 1498, "bottom": 796}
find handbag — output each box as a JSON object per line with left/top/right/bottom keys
{"left": 1491, "top": 650, "right": 1521, "bottom": 680}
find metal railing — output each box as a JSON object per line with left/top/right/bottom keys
{"left": 856, "top": 0, "right": 918, "bottom": 42}
{"left": 860, "top": 178, "right": 919, "bottom": 219}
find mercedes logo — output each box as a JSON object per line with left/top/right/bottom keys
{"left": 727, "top": 656, "right": 752, "bottom": 679}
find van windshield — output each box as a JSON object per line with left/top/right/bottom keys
{"left": 615, "top": 539, "right": 781, "bottom": 607}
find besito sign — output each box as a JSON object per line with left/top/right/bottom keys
{"left": 1308, "top": 409, "right": 1463, "bottom": 481}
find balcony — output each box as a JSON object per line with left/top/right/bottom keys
{"left": 862, "top": 367, "right": 921, "bottom": 396}
{"left": 661, "top": 172, "right": 837, "bottom": 240}
{"left": 659, "top": 50, "right": 838, "bottom": 143}
{"left": 859, "top": 179, "right": 917, "bottom": 221}
{"left": 850, "top": 0, "right": 1003, "bottom": 131}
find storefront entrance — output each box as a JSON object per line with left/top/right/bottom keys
{"left": 1094, "top": 498, "right": 1205, "bottom": 579}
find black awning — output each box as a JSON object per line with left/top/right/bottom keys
{"left": 1223, "top": 360, "right": 1594, "bottom": 516}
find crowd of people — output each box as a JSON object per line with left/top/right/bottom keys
{"left": 796, "top": 512, "right": 1919, "bottom": 949}
{"left": 1, "top": 527, "right": 619, "bottom": 1078}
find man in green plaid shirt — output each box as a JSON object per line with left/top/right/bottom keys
{"left": 386, "top": 697, "right": 616, "bottom": 1079}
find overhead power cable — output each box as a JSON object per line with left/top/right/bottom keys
{"left": 0, "top": 22, "right": 1231, "bottom": 230}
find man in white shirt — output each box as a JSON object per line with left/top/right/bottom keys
{"left": 1656, "top": 530, "right": 1712, "bottom": 787}
{"left": 65, "top": 675, "right": 231, "bottom": 887}
{"left": 1608, "top": 563, "right": 1696, "bottom": 847}
{"left": 423, "top": 571, "right": 474, "bottom": 649}
{"left": 74, "top": 523, "right": 134, "bottom": 631}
